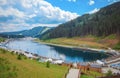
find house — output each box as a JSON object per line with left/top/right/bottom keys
{"left": 77, "top": 63, "right": 102, "bottom": 72}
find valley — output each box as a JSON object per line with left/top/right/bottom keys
{"left": 0, "top": 1, "right": 120, "bottom": 78}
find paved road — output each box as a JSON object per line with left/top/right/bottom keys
{"left": 66, "top": 68, "right": 80, "bottom": 78}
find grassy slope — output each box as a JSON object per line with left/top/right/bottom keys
{"left": 0, "top": 37, "right": 5, "bottom": 42}
{"left": 40, "top": 35, "right": 119, "bottom": 49}
{"left": 0, "top": 49, "right": 68, "bottom": 78}
{"left": 80, "top": 70, "right": 104, "bottom": 78}
{"left": 41, "top": 38, "right": 105, "bottom": 49}
{"left": 81, "top": 75, "right": 94, "bottom": 78}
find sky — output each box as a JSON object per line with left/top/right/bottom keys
{"left": 0, "top": 0, "right": 120, "bottom": 32}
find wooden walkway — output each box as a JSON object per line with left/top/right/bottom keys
{"left": 66, "top": 68, "right": 80, "bottom": 78}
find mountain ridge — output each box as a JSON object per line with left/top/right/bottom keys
{"left": 0, "top": 26, "right": 54, "bottom": 38}
{"left": 41, "top": 2, "right": 120, "bottom": 39}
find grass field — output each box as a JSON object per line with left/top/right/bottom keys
{"left": 39, "top": 38, "right": 113, "bottom": 49}
{"left": 0, "top": 48, "right": 68, "bottom": 78}
{"left": 80, "top": 70, "right": 104, "bottom": 78}
{"left": 39, "top": 35, "right": 120, "bottom": 50}
{"left": 37, "top": 38, "right": 105, "bottom": 49}
{"left": 81, "top": 74, "right": 94, "bottom": 78}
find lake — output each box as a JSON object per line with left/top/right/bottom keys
{"left": 5, "top": 38, "right": 108, "bottom": 63}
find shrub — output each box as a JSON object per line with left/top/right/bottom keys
{"left": 0, "top": 48, "right": 7, "bottom": 54}
{"left": 105, "top": 34, "right": 116, "bottom": 39}
{"left": 23, "top": 56, "right": 27, "bottom": 59}
{"left": 113, "top": 42, "right": 120, "bottom": 50}
{"left": 46, "top": 61, "right": 50, "bottom": 68}
{"left": 106, "top": 70, "right": 113, "bottom": 76}
{"left": 11, "top": 51, "right": 14, "bottom": 55}
{"left": 17, "top": 54, "right": 22, "bottom": 60}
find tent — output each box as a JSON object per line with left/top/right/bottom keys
{"left": 96, "top": 60, "right": 104, "bottom": 65}
{"left": 54, "top": 60, "right": 64, "bottom": 64}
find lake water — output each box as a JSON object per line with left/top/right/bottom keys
{"left": 5, "top": 39, "right": 108, "bottom": 63}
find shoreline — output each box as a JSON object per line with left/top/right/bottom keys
{"left": 36, "top": 40, "right": 120, "bottom": 65}
{"left": 1, "top": 42, "right": 120, "bottom": 76}
{"left": 1, "top": 38, "right": 120, "bottom": 75}
{"left": 35, "top": 39, "right": 119, "bottom": 56}
{"left": 1, "top": 38, "right": 120, "bottom": 62}
{"left": 34, "top": 40, "right": 120, "bottom": 62}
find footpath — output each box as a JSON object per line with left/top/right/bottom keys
{"left": 66, "top": 68, "right": 80, "bottom": 78}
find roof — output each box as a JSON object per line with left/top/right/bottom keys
{"left": 90, "top": 64, "right": 102, "bottom": 68}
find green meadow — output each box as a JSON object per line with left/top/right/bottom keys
{"left": 0, "top": 48, "right": 68, "bottom": 78}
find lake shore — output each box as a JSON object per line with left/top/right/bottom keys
{"left": 1, "top": 38, "right": 119, "bottom": 57}
{"left": 1, "top": 38, "right": 120, "bottom": 71}
{"left": 34, "top": 39, "right": 120, "bottom": 60}
{"left": 35, "top": 39, "right": 119, "bottom": 56}
{"left": 1, "top": 38, "right": 120, "bottom": 63}
{"left": 35, "top": 39, "right": 120, "bottom": 67}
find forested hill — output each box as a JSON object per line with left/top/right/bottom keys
{"left": 43, "top": 2, "right": 120, "bottom": 39}
{"left": 0, "top": 26, "right": 53, "bottom": 38}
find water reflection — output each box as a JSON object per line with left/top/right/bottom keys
{"left": 5, "top": 39, "right": 108, "bottom": 63}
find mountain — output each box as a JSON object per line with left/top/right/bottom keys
{"left": 0, "top": 26, "right": 53, "bottom": 38}
{"left": 42, "top": 2, "right": 120, "bottom": 39}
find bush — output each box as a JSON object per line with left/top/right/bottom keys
{"left": 105, "top": 34, "right": 116, "bottom": 39}
{"left": 36, "top": 58, "right": 40, "bottom": 61}
{"left": 106, "top": 70, "right": 113, "bottom": 76}
{"left": 17, "top": 54, "right": 22, "bottom": 60}
{"left": 46, "top": 61, "right": 50, "bottom": 68}
{"left": 0, "top": 48, "right": 7, "bottom": 54}
{"left": 113, "top": 42, "right": 120, "bottom": 50}
{"left": 11, "top": 51, "right": 14, "bottom": 55}
{"left": 23, "top": 56, "right": 27, "bottom": 59}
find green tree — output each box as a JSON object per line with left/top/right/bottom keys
{"left": 106, "top": 70, "right": 113, "bottom": 76}
{"left": 17, "top": 54, "right": 22, "bottom": 60}
{"left": 46, "top": 61, "right": 50, "bottom": 68}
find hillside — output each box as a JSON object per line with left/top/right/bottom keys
{"left": 0, "top": 26, "right": 53, "bottom": 38}
{"left": 42, "top": 2, "right": 120, "bottom": 39}
{"left": 0, "top": 48, "right": 68, "bottom": 78}
{"left": 0, "top": 37, "right": 5, "bottom": 42}
{"left": 39, "top": 35, "right": 120, "bottom": 49}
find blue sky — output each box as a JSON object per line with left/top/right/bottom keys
{"left": 0, "top": 0, "right": 120, "bottom": 32}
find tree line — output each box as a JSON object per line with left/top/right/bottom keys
{"left": 42, "top": 2, "right": 120, "bottom": 39}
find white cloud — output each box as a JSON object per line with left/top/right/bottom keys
{"left": 0, "top": 0, "right": 7, "bottom": 5}
{"left": 0, "top": 0, "right": 17, "bottom": 6}
{"left": 0, "top": 7, "right": 25, "bottom": 18}
{"left": 68, "top": 0, "right": 76, "bottom": 2}
{"left": 21, "top": 0, "right": 79, "bottom": 21}
{"left": 0, "top": 0, "right": 79, "bottom": 32}
{"left": 89, "top": 0, "right": 95, "bottom": 5}
{"left": 0, "top": 22, "right": 59, "bottom": 32}
{"left": 39, "top": 5, "right": 78, "bottom": 21}
{"left": 89, "top": 8, "right": 100, "bottom": 14}
{"left": 0, "top": 23, "right": 29, "bottom": 32}
{"left": 29, "top": 14, "right": 36, "bottom": 18}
